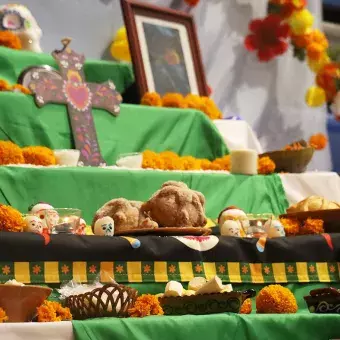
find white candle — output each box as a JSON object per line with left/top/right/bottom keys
{"left": 231, "top": 149, "right": 258, "bottom": 175}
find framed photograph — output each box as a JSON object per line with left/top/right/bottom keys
{"left": 121, "top": 0, "right": 208, "bottom": 98}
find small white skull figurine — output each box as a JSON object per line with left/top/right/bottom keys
{"left": 0, "top": 4, "right": 42, "bottom": 52}
{"left": 94, "top": 216, "right": 114, "bottom": 237}
{"left": 24, "top": 215, "right": 43, "bottom": 234}
{"left": 75, "top": 218, "right": 86, "bottom": 235}
{"left": 28, "top": 202, "right": 58, "bottom": 231}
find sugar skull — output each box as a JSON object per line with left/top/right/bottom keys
{"left": 28, "top": 202, "right": 58, "bottom": 231}
{"left": 218, "top": 206, "right": 248, "bottom": 237}
{"left": 94, "top": 216, "right": 114, "bottom": 237}
{"left": 24, "top": 215, "right": 43, "bottom": 234}
{"left": 75, "top": 218, "right": 86, "bottom": 235}
{"left": 0, "top": 4, "right": 42, "bottom": 52}
{"left": 220, "top": 220, "right": 242, "bottom": 237}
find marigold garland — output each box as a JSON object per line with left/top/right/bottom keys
{"left": 37, "top": 300, "right": 72, "bottom": 322}
{"left": 308, "top": 133, "right": 328, "bottom": 150}
{"left": 0, "top": 204, "right": 25, "bottom": 232}
{"left": 0, "top": 79, "right": 31, "bottom": 95}
{"left": 140, "top": 92, "right": 222, "bottom": 120}
{"left": 0, "top": 140, "right": 24, "bottom": 165}
{"left": 244, "top": 0, "right": 340, "bottom": 110}
{"left": 0, "top": 307, "right": 8, "bottom": 323}
{"left": 142, "top": 150, "right": 275, "bottom": 174}
{"left": 22, "top": 146, "right": 57, "bottom": 166}
{"left": 256, "top": 284, "right": 298, "bottom": 314}
{"left": 280, "top": 217, "right": 324, "bottom": 235}
{"left": 128, "top": 294, "right": 164, "bottom": 318}
{"left": 240, "top": 298, "right": 252, "bottom": 314}
{"left": 141, "top": 92, "right": 162, "bottom": 107}
{"left": 0, "top": 30, "right": 22, "bottom": 50}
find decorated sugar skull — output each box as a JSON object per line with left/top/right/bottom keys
{"left": 264, "top": 219, "right": 285, "bottom": 238}
{"left": 94, "top": 216, "right": 114, "bottom": 237}
{"left": 218, "top": 206, "right": 248, "bottom": 237}
{"left": 75, "top": 218, "right": 86, "bottom": 235}
{"left": 24, "top": 215, "right": 43, "bottom": 234}
{"left": 0, "top": 4, "right": 42, "bottom": 52}
{"left": 28, "top": 202, "right": 59, "bottom": 230}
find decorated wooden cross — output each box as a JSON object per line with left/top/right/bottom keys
{"left": 27, "top": 38, "right": 122, "bottom": 166}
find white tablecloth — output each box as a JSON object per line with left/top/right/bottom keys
{"left": 214, "top": 120, "right": 263, "bottom": 153}
{"left": 0, "top": 322, "right": 74, "bottom": 340}
{"left": 279, "top": 172, "right": 340, "bottom": 206}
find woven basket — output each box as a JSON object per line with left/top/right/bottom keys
{"left": 65, "top": 283, "right": 138, "bottom": 320}
{"left": 260, "top": 147, "right": 314, "bottom": 173}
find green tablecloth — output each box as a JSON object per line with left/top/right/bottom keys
{"left": 72, "top": 283, "right": 340, "bottom": 340}
{"left": 0, "top": 167, "right": 288, "bottom": 221}
{"left": 0, "top": 47, "right": 134, "bottom": 94}
{"left": 0, "top": 93, "right": 227, "bottom": 164}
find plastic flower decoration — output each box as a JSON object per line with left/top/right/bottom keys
{"left": 110, "top": 26, "right": 131, "bottom": 62}
{"left": 244, "top": 14, "right": 290, "bottom": 62}
{"left": 184, "top": 0, "right": 200, "bottom": 7}
{"left": 244, "top": 0, "right": 340, "bottom": 111}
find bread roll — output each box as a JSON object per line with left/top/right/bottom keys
{"left": 287, "top": 196, "right": 340, "bottom": 213}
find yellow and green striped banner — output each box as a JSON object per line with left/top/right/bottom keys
{"left": 0, "top": 261, "right": 338, "bottom": 284}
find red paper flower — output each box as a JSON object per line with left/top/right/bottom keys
{"left": 184, "top": 0, "right": 199, "bottom": 6}
{"left": 244, "top": 14, "right": 290, "bottom": 62}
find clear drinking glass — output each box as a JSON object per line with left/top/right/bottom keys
{"left": 45, "top": 208, "right": 81, "bottom": 234}
{"left": 245, "top": 214, "right": 273, "bottom": 238}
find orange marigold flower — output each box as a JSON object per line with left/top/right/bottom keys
{"left": 22, "top": 146, "right": 56, "bottom": 166}
{"left": 258, "top": 156, "right": 276, "bottom": 174}
{"left": 0, "top": 205, "right": 25, "bottom": 232}
{"left": 141, "top": 92, "right": 162, "bottom": 107}
{"left": 128, "top": 294, "right": 164, "bottom": 318}
{"left": 0, "top": 140, "right": 24, "bottom": 165}
{"left": 162, "top": 93, "right": 187, "bottom": 109}
{"left": 300, "top": 218, "right": 324, "bottom": 235}
{"left": 280, "top": 217, "right": 300, "bottom": 236}
{"left": 291, "top": 32, "right": 312, "bottom": 49}
{"left": 309, "top": 133, "right": 328, "bottom": 150}
{"left": 316, "top": 63, "right": 340, "bottom": 102}
{"left": 284, "top": 142, "right": 304, "bottom": 151}
{"left": 0, "top": 31, "right": 22, "bottom": 50}
{"left": 212, "top": 155, "right": 231, "bottom": 171}
{"left": 200, "top": 159, "right": 213, "bottom": 170}
{"left": 0, "top": 79, "right": 11, "bottom": 91}
{"left": 185, "top": 94, "right": 203, "bottom": 110}
{"left": 181, "top": 156, "right": 201, "bottom": 170}
{"left": 256, "top": 284, "right": 298, "bottom": 314}
{"left": 200, "top": 96, "right": 222, "bottom": 120}
{"left": 184, "top": 0, "right": 200, "bottom": 6}
{"left": 240, "top": 298, "right": 252, "bottom": 314}
{"left": 11, "top": 84, "right": 31, "bottom": 95}
{"left": 37, "top": 300, "right": 72, "bottom": 322}
{"left": 0, "top": 307, "right": 8, "bottom": 323}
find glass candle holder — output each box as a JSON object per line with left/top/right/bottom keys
{"left": 45, "top": 208, "right": 81, "bottom": 234}
{"left": 245, "top": 214, "right": 273, "bottom": 238}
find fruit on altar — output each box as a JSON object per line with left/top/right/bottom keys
{"left": 287, "top": 196, "right": 340, "bottom": 213}
{"left": 93, "top": 216, "right": 114, "bottom": 236}
{"left": 23, "top": 215, "right": 43, "bottom": 234}
{"left": 218, "top": 206, "right": 248, "bottom": 237}
{"left": 92, "top": 198, "right": 158, "bottom": 233}
{"left": 141, "top": 181, "right": 207, "bottom": 228}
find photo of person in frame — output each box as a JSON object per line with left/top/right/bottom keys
{"left": 142, "top": 22, "right": 191, "bottom": 96}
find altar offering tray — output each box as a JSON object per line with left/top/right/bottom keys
{"left": 158, "top": 289, "right": 255, "bottom": 316}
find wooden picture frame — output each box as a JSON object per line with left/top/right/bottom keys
{"left": 120, "top": 0, "right": 208, "bottom": 98}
